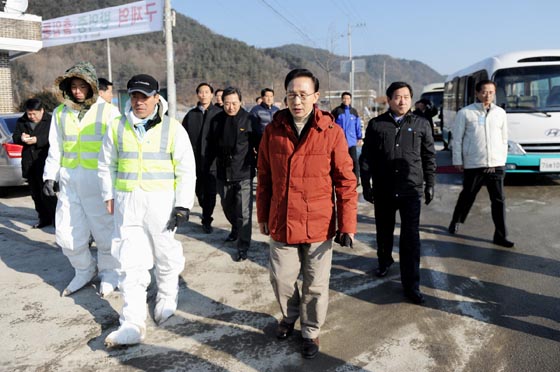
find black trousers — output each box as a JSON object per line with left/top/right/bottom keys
{"left": 451, "top": 167, "right": 507, "bottom": 240}
{"left": 217, "top": 178, "right": 253, "bottom": 254}
{"left": 27, "top": 162, "right": 57, "bottom": 224}
{"left": 374, "top": 194, "right": 421, "bottom": 291}
{"left": 348, "top": 146, "right": 360, "bottom": 184}
{"left": 195, "top": 171, "right": 217, "bottom": 226}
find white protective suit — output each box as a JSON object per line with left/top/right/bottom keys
{"left": 98, "top": 96, "right": 196, "bottom": 334}
{"left": 44, "top": 86, "right": 121, "bottom": 295}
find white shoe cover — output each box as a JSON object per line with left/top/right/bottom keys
{"left": 104, "top": 324, "right": 145, "bottom": 348}
{"left": 99, "top": 281, "right": 116, "bottom": 298}
{"left": 154, "top": 297, "right": 177, "bottom": 325}
{"left": 62, "top": 267, "right": 96, "bottom": 296}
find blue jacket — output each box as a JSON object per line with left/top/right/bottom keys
{"left": 332, "top": 104, "right": 362, "bottom": 147}
{"left": 250, "top": 103, "right": 280, "bottom": 137}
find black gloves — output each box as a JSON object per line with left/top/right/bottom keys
{"left": 362, "top": 185, "right": 374, "bottom": 204}
{"left": 43, "top": 179, "right": 56, "bottom": 197}
{"left": 334, "top": 230, "right": 353, "bottom": 249}
{"left": 166, "top": 207, "right": 190, "bottom": 231}
{"left": 424, "top": 185, "right": 434, "bottom": 205}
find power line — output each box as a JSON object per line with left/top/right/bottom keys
{"left": 329, "top": 0, "right": 351, "bottom": 19}
{"left": 258, "top": 0, "right": 316, "bottom": 46}
{"left": 341, "top": 0, "right": 363, "bottom": 23}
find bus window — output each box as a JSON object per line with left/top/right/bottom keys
{"left": 420, "top": 91, "right": 443, "bottom": 108}
{"left": 457, "top": 76, "right": 467, "bottom": 110}
{"left": 469, "top": 70, "right": 489, "bottom": 104}
{"left": 494, "top": 65, "right": 560, "bottom": 111}
{"left": 444, "top": 78, "right": 456, "bottom": 111}
{"left": 466, "top": 76, "right": 476, "bottom": 105}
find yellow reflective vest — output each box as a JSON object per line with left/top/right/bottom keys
{"left": 55, "top": 102, "right": 112, "bottom": 170}
{"left": 113, "top": 115, "right": 178, "bottom": 192}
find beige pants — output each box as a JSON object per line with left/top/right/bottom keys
{"left": 269, "top": 238, "right": 333, "bottom": 339}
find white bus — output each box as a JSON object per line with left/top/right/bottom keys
{"left": 442, "top": 50, "right": 560, "bottom": 173}
{"left": 421, "top": 83, "right": 444, "bottom": 137}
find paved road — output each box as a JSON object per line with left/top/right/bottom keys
{"left": 1, "top": 148, "right": 559, "bottom": 371}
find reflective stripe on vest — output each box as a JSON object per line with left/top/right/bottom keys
{"left": 114, "top": 115, "right": 176, "bottom": 192}
{"left": 56, "top": 103, "right": 109, "bottom": 169}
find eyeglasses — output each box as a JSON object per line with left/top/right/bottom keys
{"left": 286, "top": 92, "right": 315, "bottom": 102}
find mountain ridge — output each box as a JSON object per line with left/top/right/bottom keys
{"left": 12, "top": 0, "right": 444, "bottom": 110}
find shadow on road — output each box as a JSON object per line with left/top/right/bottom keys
{"left": 421, "top": 269, "right": 560, "bottom": 342}
{"left": 97, "top": 278, "right": 367, "bottom": 371}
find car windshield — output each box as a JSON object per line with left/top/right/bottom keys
{"left": 494, "top": 65, "right": 560, "bottom": 112}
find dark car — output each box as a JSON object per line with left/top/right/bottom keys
{"left": 0, "top": 113, "right": 26, "bottom": 187}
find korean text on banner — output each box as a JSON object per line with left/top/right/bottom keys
{"left": 42, "top": 0, "right": 164, "bottom": 48}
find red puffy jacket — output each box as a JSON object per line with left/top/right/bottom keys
{"left": 256, "top": 108, "right": 357, "bottom": 244}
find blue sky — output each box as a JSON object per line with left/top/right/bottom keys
{"left": 175, "top": 0, "right": 560, "bottom": 75}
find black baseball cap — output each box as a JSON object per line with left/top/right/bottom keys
{"left": 127, "top": 74, "right": 159, "bottom": 96}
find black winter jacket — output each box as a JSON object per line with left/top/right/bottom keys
{"left": 360, "top": 110, "right": 436, "bottom": 197}
{"left": 207, "top": 109, "right": 257, "bottom": 182}
{"left": 12, "top": 112, "right": 53, "bottom": 179}
{"left": 182, "top": 103, "right": 221, "bottom": 174}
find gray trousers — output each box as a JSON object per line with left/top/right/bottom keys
{"left": 269, "top": 239, "right": 333, "bottom": 339}
{"left": 217, "top": 178, "right": 253, "bottom": 253}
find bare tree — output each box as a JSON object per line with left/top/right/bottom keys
{"left": 313, "top": 23, "right": 341, "bottom": 111}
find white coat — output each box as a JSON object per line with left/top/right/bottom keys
{"left": 452, "top": 102, "right": 508, "bottom": 169}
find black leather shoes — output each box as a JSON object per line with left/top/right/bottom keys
{"left": 448, "top": 221, "right": 459, "bottom": 234}
{"left": 235, "top": 251, "right": 247, "bottom": 262}
{"left": 404, "top": 289, "right": 425, "bottom": 304}
{"left": 202, "top": 223, "right": 213, "bottom": 234}
{"left": 302, "top": 337, "right": 320, "bottom": 359}
{"left": 32, "top": 221, "right": 52, "bottom": 229}
{"left": 493, "top": 237, "right": 514, "bottom": 248}
{"left": 374, "top": 264, "right": 391, "bottom": 278}
{"left": 225, "top": 233, "right": 238, "bottom": 242}
{"left": 276, "top": 320, "right": 295, "bottom": 340}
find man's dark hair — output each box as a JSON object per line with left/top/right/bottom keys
{"left": 261, "top": 88, "right": 274, "bottom": 97}
{"left": 215, "top": 88, "right": 224, "bottom": 96}
{"left": 24, "top": 98, "right": 44, "bottom": 111}
{"left": 341, "top": 91, "right": 352, "bottom": 98}
{"left": 284, "top": 68, "right": 319, "bottom": 92}
{"left": 222, "top": 86, "right": 242, "bottom": 102}
{"left": 475, "top": 79, "right": 497, "bottom": 92}
{"left": 386, "top": 82, "right": 413, "bottom": 99}
{"left": 196, "top": 82, "right": 214, "bottom": 94}
{"left": 98, "top": 78, "right": 113, "bottom": 91}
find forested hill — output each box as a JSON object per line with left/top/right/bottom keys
{"left": 12, "top": 0, "right": 443, "bottom": 109}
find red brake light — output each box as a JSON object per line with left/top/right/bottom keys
{"left": 2, "top": 143, "right": 23, "bottom": 158}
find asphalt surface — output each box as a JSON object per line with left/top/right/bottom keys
{"left": 1, "top": 145, "right": 559, "bottom": 371}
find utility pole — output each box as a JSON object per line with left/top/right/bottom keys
{"left": 382, "top": 60, "right": 386, "bottom": 96}
{"left": 347, "top": 23, "right": 353, "bottom": 98}
{"left": 165, "top": 0, "right": 176, "bottom": 118}
{"left": 106, "top": 39, "right": 112, "bottom": 81}
{"left": 347, "top": 22, "right": 365, "bottom": 99}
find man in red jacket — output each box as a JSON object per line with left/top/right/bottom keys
{"left": 256, "top": 68, "right": 357, "bottom": 359}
